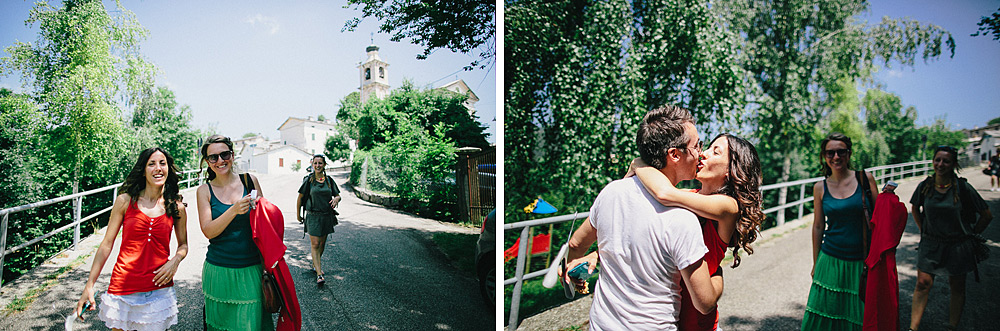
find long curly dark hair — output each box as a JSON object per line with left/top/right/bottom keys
{"left": 121, "top": 147, "right": 182, "bottom": 220}
{"left": 708, "top": 134, "right": 764, "bottom": 268}
{"left": 199, "top": 134, "right": 234, "bottom": 182}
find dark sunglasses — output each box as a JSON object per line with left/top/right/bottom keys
{"left": 823, "top": 149, "right": 850, "bottom": 158}
{"left": 206, "top": 151, "right": 233, "bottom": 163}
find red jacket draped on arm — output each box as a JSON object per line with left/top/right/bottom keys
{"left": 251, "top": 197, "right": 302, "bottom": 331}
{"left": 863, "top": 192, "right": 908, "bottom": 331}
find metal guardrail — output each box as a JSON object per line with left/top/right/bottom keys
{"left": 0, "top": 168, "right": 201, "bottom": 287}
{"left": 502, "top": 160, "right": 932, "bottom": 329}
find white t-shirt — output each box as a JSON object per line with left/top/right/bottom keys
{"left": 588, "top": 177, "right": 707, "bottom": 331}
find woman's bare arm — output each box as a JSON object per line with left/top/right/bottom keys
{"left": 631, "top": 158, "right": 739, "bottom": 224}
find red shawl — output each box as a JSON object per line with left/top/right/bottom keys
{"left": 863, "top": 192, "right": 908, "bottom": 331}
{"left": 251, "top": 197, "right": 302, "bottom": 331}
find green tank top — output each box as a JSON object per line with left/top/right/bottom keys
{"left": 204, "top": 182, "right": 259, "bottom": 268}
{"left": 820, "top": 177, "right": 873, "bottom": 261}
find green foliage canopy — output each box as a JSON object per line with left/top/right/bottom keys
{"left": 343, "top": 0, "right": 496, "bottom": 70}
{"left": 972, "top": 7, "right": 1000, "bottom": 41}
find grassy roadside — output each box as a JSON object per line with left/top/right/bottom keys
{"left": 3, "top": 251, "right": 92, "bottom": 314}
{"left": 504, "top": 274, "right": 598, "bottom": 326}
{"left": 431, "top": 232, "right": 479, "bottom": 276}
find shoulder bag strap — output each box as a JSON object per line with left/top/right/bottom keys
{"left": 856, "top": 170, "right": 872, "bottom": 259}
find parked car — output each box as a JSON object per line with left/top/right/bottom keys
{"left": 475, "top": 209, "right": 496, "bottom": 310}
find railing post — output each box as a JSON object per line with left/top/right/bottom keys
{"left": 73, "top": 196, "right": 82, "bottom": 249}
{"left": 508, "top": 226, "right": 530, "bottom": 330}
{"left": 0, "top": 212, "right": 8, "bottom": 289}
{"left": 798, "top": 184, "right": 806, "bottom": 220}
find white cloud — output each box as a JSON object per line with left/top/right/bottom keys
{"left": 244, "top": 14, "right": 280, "bottom": 35}
{"left": 887, "top": 70, "right": 903, "bottom": 78}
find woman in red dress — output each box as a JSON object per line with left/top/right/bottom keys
{"left": 75, "top": 147, "right": 189, "bottom": 331}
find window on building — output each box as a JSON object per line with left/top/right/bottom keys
{"left": 379, "top": 67, "right": 384, "bottom": 78}
{"left": 365, "top": 68, "right": 371, "bottom": 80}
{"left": 279, "top": 158, "right": 284, "bottom": 167}
{"left": 312, "top": 133, "right": 315, "bottom": 141}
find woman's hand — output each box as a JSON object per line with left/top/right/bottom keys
{"left": 231, "top": 194, "right": 253, "bottom": 214}
{"left": 75, "top": 286, "right": 96, "bottom": 320}
{"left": 296, "top": 214, "right": 304, "bottom": 223}
{"left": 623, "top": 157, "right": 645, "bottom": 179}
{"left": 153, "top": 258, "right": 181, "bottom": 287}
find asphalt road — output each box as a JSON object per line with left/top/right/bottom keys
{"left": 0, "top": 170, "right": 493, "bottom": 330}
{"left": 516, "top": 169, "right": 1000, "bottom": 331}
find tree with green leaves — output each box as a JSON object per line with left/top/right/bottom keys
{"left": 862, "top": 88, "right": 922, "bottom": 164}
{"left": 343, "top": 0, "right": 495, "bottom": 70}
{"left": 919, "top": 117, "right": 967, "bottom": 161}
{"left": 0, "top": 88, "right": 47, "bottom": 209}
{"left": 129, "top": 86, "right": 202, "bottom": 170}
{"left": 338, "top": 80, "right": 488, "bottom": 150}
{"left": 505, "top": 0, "right": 750, "bottom": 224}
{"left": 324, "top": 132, "right": 352, "bottom": 163}
{"left": 988, "top": 116, "right": 1000, "bottom": 126}
{"left": 714, "top": 0, "right": 954, "bottom": 219}
{"left": 0, "top": 0, "right": 157, "bottom": 196}
{"left": 973, "top": 7, "right": 1000, "bottom": 41}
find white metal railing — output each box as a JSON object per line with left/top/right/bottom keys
{"left": 502, "top": 160, "right": 932, "bottom": 329}
{"left": 0, "top": 168, "right": 201, "bottom": 287}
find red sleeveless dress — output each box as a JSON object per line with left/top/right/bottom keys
{"left": 107, "top": 201, "right": 174, "bottom": 295}
{"left": 678, "top": 217, "right": 728, "bottom": 330}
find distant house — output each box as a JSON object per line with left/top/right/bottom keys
{"left": 437, "top": 79, "right": 480, "bottom": 115}
{"left": 963, "top": 123, "right": 1000, "bottom": 164}
{"left": 236, "top": 116, "right": 348, "bottom": 174}
{"left": 244, "top": 144, "right": 313, "bottom": 175}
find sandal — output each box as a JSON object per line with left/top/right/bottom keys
{"left": 317, "top": 274, "right": 326, "bottom": 285}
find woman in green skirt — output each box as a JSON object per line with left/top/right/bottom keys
{"left": 803, "top": 133, "right": 879, "bottom": 330}
{"left": 296, "top": 154, "right": 342, "bottom": 285}
{"left": 195, "top": 135, "right": 272, "bottom": 330}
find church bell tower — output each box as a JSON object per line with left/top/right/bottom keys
{"left": 358, "top": 43, "right": 390, "bottom": 105}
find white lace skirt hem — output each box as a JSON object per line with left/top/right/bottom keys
{"left": 99, "top": 287, "right": 178, "bottom": 331}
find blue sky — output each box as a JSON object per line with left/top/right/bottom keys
{"left": 0, "top": 0, "right": 496, "bottom": 143}
{"left": 863, "top": 0, "right": 1000, "bottom": 130}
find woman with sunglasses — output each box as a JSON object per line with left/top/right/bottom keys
{"left": 296, "top": 154, "right": 342, "bottom": 285}
{"left": 75, "top": 147, "right": 188, "bottom": 330}
{"left": 908, "top": 146, "right": 992, "bottom": 331}
{"left": 802, "top": 132, "right": 880, "bottom": 331}
{"left": 194, "top": 135, "right": 271, "bottom": 330}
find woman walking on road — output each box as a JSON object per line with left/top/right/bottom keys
{"left": 296, "top": 154, "right": 342, "bottom": 285}
{"left": 802, "top": 133, "right": 879, "bottom": 331}
{"left": 195, "top": 135, "right": 272, "bottom": 330}
{"left": 908, "top": 146, "right": 993, "bottom": 331}
{"left": 75, "top": 147, "right": 188, "bottom": 331}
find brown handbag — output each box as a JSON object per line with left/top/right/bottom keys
{"left": 261, "top": 269, "right": 283, "bottom": 313}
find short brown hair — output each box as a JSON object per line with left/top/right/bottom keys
{"left": 636, "top": 105, "right": 695, "bottom": 169}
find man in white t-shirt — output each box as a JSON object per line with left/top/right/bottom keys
{"left": 566, "top": 105, "right": 723, "bottom": 330}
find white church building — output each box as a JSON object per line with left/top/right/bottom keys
{"left": 238, "top": 43, "right": 476, "bottom": 174}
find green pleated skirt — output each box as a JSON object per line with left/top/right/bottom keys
{"left": 802, "top": 250, "right": 864, "bottom": 331}
{"left": 202, "top": 261, "right": 274, "bottom": 331}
